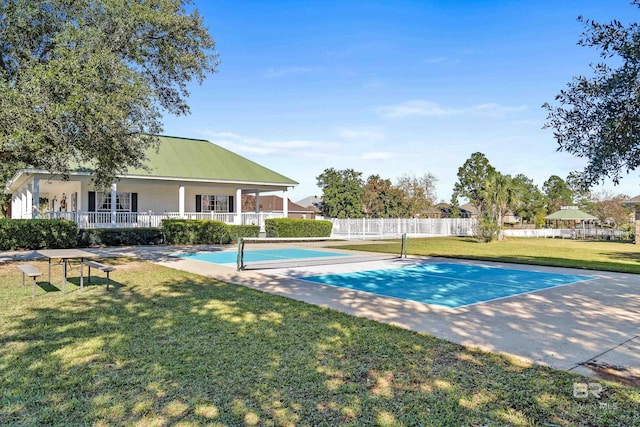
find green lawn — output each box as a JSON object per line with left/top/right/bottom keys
{"left": 1, "top": 259, "right": 638, "bottom": 426}
{"left": 339, "top": 237, "right": 640, "bottom": 274}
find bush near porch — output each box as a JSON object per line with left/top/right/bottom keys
{"left": 162, "top": 219, "right": 260, "bottom": 245}
{"left": 77, "top": 228, "right": 164, "bottom": 247}
{"left": 0, "top": 219, "right": 78, "bottom": 250}
{"left": 265, "top": 218, "right": 333, "bottom": 238}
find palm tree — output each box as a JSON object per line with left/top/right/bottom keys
{"left": 481, "top": 173, "right": 520, "bottom": 241}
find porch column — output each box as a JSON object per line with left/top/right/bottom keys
{"left": 282, "top": 189, "right": 288, "bottom": 218}
{"left": 178, "top": 185, "right": 185, "bottom": 217}
{"left": 32, "top": 178, "right": 40, "bottom": 219}
{"left": 255, "top": 192, "right": 260, "bottom": 213}
{"left": 110, "top": 183, "right": 117, "bottom": 227}
{"left": 25, "top": 184, "right": 33, "bottom": 220}
{"left": 235, "top": 188, "right": 242, "bottom": 224}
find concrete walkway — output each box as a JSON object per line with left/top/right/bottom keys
{"left": 4, "top": 245, "right": 639, "bottom": 385}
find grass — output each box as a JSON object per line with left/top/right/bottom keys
{"left": 339, "top": 237, "right": 640, "bottom": 274}
{"left": 1, "top": 258, "right": 638, "bottom": 426}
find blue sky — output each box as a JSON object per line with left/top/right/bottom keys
{"left": 162, "top": 0, "right": 640, "bottom": 202}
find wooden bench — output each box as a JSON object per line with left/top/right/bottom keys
{"left": 17, "top": 264, "right": 43, "bottom": 298}
{"left": 80, "top": 260, "right": 116, "bottom": 291}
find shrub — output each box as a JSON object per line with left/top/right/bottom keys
{"left": 226, "top": 224, "right": 260, "bottom": 242}
{"left": 474, "top": 216, "right": 501, "bottom": 242}
{"left": 77, "top": 228, "right": 163, "bottom": 247}
{"left": 0, "top": 219, "right": 78, "bottom": 250}
{"left": 265, "top": 218, "right": 333, "bottom": 238}
{"left": 162, "top": 219, "right": 231, "bottom": 245}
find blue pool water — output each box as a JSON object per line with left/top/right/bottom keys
{"left": 179, "top": 248, "right": 351, "bottom": 265}
{"left": 299, "top": 263, "right": 594, "bottom": 308}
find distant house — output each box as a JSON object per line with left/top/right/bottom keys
{"left": 244, "top": 195, "right": 316, "bottom": 219}
{"left": 296, "top": 195, "right": 322, "bottom": 214}
{"left": 460, "top": 203, "right": 480, "bottom": 218}
{"left": 4, "top": 135, "right": 298, "bottom": 229}
{"left": 459, "top": 202, "right": 520, "bottom": 223}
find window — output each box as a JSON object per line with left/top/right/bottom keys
{"left": 201, "top": 195, "right": 230, "bottom": 212}
{"left": 97, "top": 192, "right": 131, "bottom": 212}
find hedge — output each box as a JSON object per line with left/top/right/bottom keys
{"left": 265, "top": 218, "right": 333, "bottom": 238}
{"left": 226, "top": 224, "right": 260, "bottom": 242}
{"left": 77, "top": 228, "right": 164, "bottom": 247}
{"left": 162, "top": 219, "right": 231, "bottom": 245}
{"left": 0, "top": 219, "right": 78, "bottom": 250}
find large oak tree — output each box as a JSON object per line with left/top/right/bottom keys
{"left": 544, "top": 1, "right": 640, "bottom": 187}
{"left": 0, "top": 0, "right": 218, "bottom": 188}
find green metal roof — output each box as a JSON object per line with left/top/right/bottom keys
{"left": 125, "top": 135, "right": 298, "bottom": 185}
{"left": 544, "top": 209, "right": 597, "bottom": 220}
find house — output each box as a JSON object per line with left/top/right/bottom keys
{"left": 296, "top": 195, "right": 322, "bottom": 214}
{"left": 459, "top": 202, "right": 520, "bottom": 223}
{"left": 243, "top": 195, "right": 316, "bottom": 219}
{"left": 4, "top": 135, "right": 298, "bottom": 229}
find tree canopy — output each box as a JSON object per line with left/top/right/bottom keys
{"left": 0, "top": 0, "right": 218, "bottom": 188}
{"left": 453, "top": 152, "right": 496, "bottom": 213}
{"left": 543, "top": 1, "right": 640, "bottom": 187}
{"left": 396, "top": 173, "right": 438, "bottom": 217}
{"left": 542, "top": 175, "right": 574, "bottom": 213}
{"left": 316, "top": 168, "right": 364, "bottom": 218}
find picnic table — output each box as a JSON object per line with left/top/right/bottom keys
{"left": 36, "top": 249, "right": 96, "bottom": 294}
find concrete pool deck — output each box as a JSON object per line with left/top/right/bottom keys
{"left": 4, "top": 244, "right": 639, "bottom": 385}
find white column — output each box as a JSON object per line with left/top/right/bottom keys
{"left": 32, "top": 178, "right": 40, "bottom": 219}
{"left": 255, "top": 192, "right": 260, "bottom": 213}
{"left": 282, "top": 189, "right": 289, "bottom": 218}
{"left": 110, "top": 183, "right": 117, "bottom": 227}
{"left": 12, "top": 194, "right": 19, "bottom": 219}
{"left": 235, "top": 188, "right": 242, "bottom": 224}
{"left": 25, "top": 184, "right": 33, "bottom": 219}
{"left": 178, "top": 185, "right": 185, "bottom": 217}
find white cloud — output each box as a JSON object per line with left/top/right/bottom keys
{"left": 264, "top": 67, "right": 312, "bottom": 78}
{"left": 196, "top": 130, "right": 330, "bottom": 158}
{"left": 377, "top": 100, "right": 527, "bottom": 119}
{"left": 361, "top": 151, "right": 393, "bottom": 160}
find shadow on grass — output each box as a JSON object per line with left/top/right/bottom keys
{"left": 1, "top": 261, "right": 638, "bottom": 426}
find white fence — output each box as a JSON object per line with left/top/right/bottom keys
{"left": 504, "top": 228, "right": 629, "bottom": 240}
{"left": 328, "top": 218, "right": 476, "bottom": 239}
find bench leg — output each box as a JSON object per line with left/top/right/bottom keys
{"left": 80, "top": 262, "right": 84, "bottom": 291}
{"left": 32, "top": 276, "right": 36, "bottom": 299}
{"left": 88, "top": 266, "right": 91, "bottom": 284}
{"left": 106, "top": 272, "right": 110, "bottom": 291}
{"left": 22, "top": 272, "right": 25, "bottom": 288}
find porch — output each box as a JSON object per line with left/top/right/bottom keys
{"left": 43, "top": 211, "right": 285, "bottom": 230}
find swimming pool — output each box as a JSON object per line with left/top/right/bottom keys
{"left": 179, "top": 248, "right": 351, "bottom": 265}
{"left": 297, "top": 262, "right": 594, "bottom": 308}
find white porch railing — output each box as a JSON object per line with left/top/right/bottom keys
{"left": 43, "top": 211, "right": 284, "bottom": 231}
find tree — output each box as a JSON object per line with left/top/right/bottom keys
{"left": 511, "top": 174, "right": 547, "bottom": 225}
{"left": 543, "top": 2, "right": 640, "bottom": 187}
{"left": 316, "top": 168, "right": 364, "bottom": 218}
{"left": 542, "top": 175, "right": 573, "bottom": 213}
{"left": 363, "top": 175, "right": 406, "bottom": 218}
{"left": 396, "top": 172, "right": 438, "bottom": 217}
{"left": 453, "top": 152, "right": 496, "bottom": 214}
{"left": 0, "top": 0, "right": 218, "bottom": 188}
{"left": 449, "top": 193, "right": 461, "bottom": 218}
{"left": 585, "top": 191, "right": 632, "bottom": 228}
{"left": 480, "top": 172, "right": 519, "bottom": 241}
{"left": 566, "top": 172, "right": 592, "bottom": 211}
